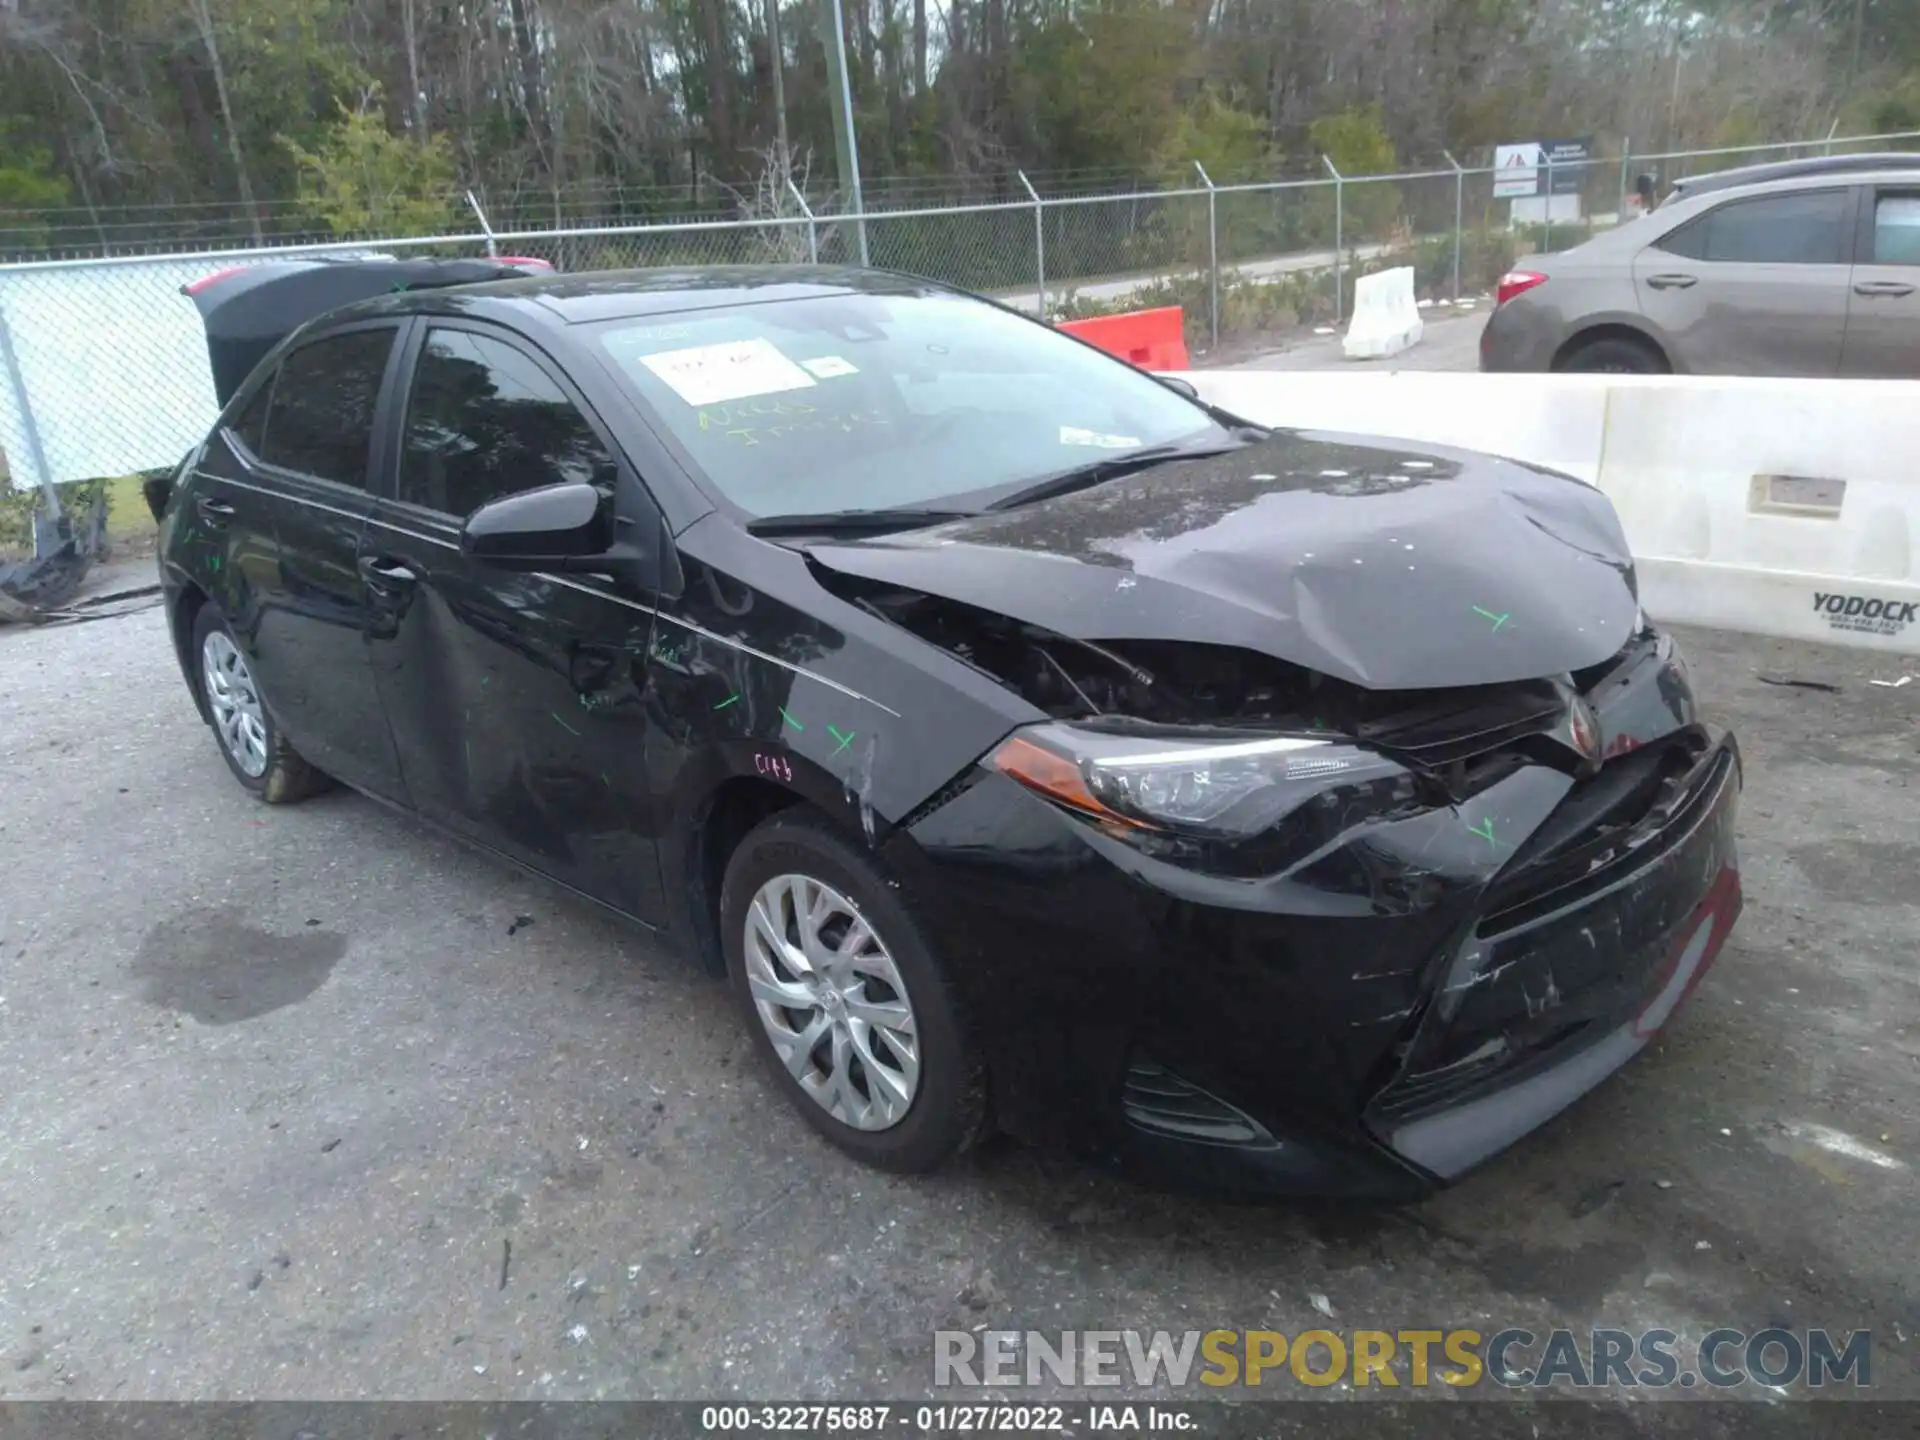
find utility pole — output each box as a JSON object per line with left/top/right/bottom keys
{"left": 767, "top": 0, "right": 790, "bottom": 165}
{"left": 1846, "top": 0, "right": 1867, "bottom": 100}
{"left": 819, "top": 0, "right": 868, "bottom": 264}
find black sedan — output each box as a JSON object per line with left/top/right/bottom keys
{"left": 147, "top": 259, "right": 1744, "bottom": 1199}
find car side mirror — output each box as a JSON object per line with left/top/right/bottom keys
{"left": 462, "top": 482, "right": 613, "bottom": 566}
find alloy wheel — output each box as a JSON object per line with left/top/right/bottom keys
{"left": 201, "top": 630, "right": 269, "bottom": 779}
{"left": 743, "top": 873, "right": 922, "bottom": 1131}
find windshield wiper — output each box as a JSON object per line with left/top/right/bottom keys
{"left": 985, "top": 441, "right": 1247, "bottom": 512}
{"left": 746, "top": 506, "right": 976, "bottom": 538}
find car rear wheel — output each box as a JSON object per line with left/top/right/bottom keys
{"left": 191, "top": 604, "right": 329, "bottom": 804}
{"left": 720, "top": 812, "right": 987, "bottom": 1173}
{"left": 1557, "top": 335, "right": 1669, "bottom": 374}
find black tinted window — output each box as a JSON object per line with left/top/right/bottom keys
{"left": 229, "top": 378, "right": 273, "bottom": 456}
{"left": 399, "top": 329, "right": 613, "bottom": 516}
{"left": 257, "top": 328, "right": 395, "bottom": 486}
{"left": 1699, "top": 190, "right": 1848, "bottom": 264}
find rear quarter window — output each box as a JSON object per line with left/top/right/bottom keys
{"left": 256, "top": 327, "right": 397, "bottom": 488}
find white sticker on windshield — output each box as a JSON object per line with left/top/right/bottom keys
{"left": 639, "top": 338, "right": 817, "bottom": 406}
{"left": 1060, "top": 425, "right": 1141, "bottom": 449}
{"left": 800, "top": 355, "right": 859, "bottom": 379}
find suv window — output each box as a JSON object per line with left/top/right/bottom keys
{"left": 229, "top": 377, "right": 273, "bottom": 456}
{"left": 256, "top": 328, "right": 396, "bottom": 487}
{"left": 1683, "top": 189, "right": 1850, "bottom": 265}
{"left": 398, "top": 328, "right": 614, "bottom": 516}
{"left": 1872, "top": 194, "right": 1920, "bottom": 265}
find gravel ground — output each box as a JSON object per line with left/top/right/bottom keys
{"left": 0, "top": 596, "right": 1915, "bottom": 1416}
{"left": 1212, "top": 308, "right": 1487, "bottom": 372}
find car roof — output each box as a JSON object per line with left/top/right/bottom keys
{"left": 1668, "top": 152, "right": 1920, "bottom": 202}
{"left": 329, "top": 264, "right": 955, "bottom": 330}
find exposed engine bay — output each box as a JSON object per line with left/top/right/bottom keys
{"left": 831, "top": 577, "right": 1647, "bottom": 801}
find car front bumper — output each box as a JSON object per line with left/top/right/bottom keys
{"left": 891, "top": 654, "right": 1742, "bottom": 1201}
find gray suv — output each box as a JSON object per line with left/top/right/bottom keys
{"left": 1479, "top": 153, "right": 1920, "bottom": 377}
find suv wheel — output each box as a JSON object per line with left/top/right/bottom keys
{"left": 192, "top": 604, "right": 329, "bottom": 803}
{"left": 720, "top": 812, "right": 987, "bottom": 1173}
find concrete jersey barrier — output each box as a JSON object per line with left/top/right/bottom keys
{"left": 1342, "top": 266, "right": 1422, "bottom": 361}
{"left": 1184, "top": 370, "right": 1920, "bottom": 658}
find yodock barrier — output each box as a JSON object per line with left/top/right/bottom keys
{"left": 1057, "top": 307, "right": 1190, "bottom": 371}
{"left": 1185, "top": 371, "right": 1920, "bottom": 657}
{"left": 1342, "top": 266, "right": 1422, "bottom": 361}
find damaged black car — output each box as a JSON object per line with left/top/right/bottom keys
{"left": 149, "top": 260, "right": 1744, "bottom": 1199}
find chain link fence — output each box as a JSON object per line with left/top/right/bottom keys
{"left": 5, "top": 127, "right": 1919, "bottom": 507}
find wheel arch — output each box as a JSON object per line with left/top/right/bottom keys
{"left": 170, "top": 579, "right": 214, "bottom": 724}
{"left": 1552, "top": 322, "right": 1674, "bottom": 373}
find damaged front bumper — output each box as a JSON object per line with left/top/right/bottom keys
{"left": 894, "top": 636, "right": 1744, "bottom": 1201}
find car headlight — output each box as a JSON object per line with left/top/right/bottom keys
{"left": 986, "top": 723, "right": 1416, "bottom": 841}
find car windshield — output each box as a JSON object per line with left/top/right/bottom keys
{"left": 588, "top": 290, "right": 1224, "bottom": 518}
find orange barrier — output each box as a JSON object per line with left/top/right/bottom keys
{"left": 1056, "top": 306, "right": 1190, "bottom": 371}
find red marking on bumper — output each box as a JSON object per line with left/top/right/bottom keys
{"left": 1634, "top": 863, "right": 1742, "bottom": 1039}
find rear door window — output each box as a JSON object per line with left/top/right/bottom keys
{"left": 397, "top": 327, "right": 614, "bottom": 517}
{"left": 256, "top": 327, "right": 397, "bottom": 488}
{"left": 1870, "top": 193, "right": 1920, "bottom": 265}
{"left": 1696, "top": 190, "right": 1849, "bottom": 265}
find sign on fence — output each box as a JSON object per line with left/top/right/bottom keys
{"left": 1494, "top": 138, "right": 1595, "bottom": 199}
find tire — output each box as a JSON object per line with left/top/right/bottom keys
{"left": 1557, "top": 335, "right": 1668, "bottom": 374}
{"left": 191, "top": 603, "right": 329, "bottom": 804}
{"left": 720, "top": 812, "right": 988, "bottom": 1173}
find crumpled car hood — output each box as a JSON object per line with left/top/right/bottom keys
{"left": 804, "top": 429, "right": 1640, "bottom": 689}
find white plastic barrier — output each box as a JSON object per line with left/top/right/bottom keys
{"left": 1342, "top": 266, "right": 1423, "bottom": 361}
{"left": 1184, "top": 371, "right": 1920, "bottom": 657}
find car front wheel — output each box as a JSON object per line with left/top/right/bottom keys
{"left": 191, "top": 603, "right": 329, "bottom": 804}
{"left": 720, "top": 812, "right": 987, "bottom": 1173}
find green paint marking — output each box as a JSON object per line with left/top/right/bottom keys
{"left": 1472, "top": 605, "right": 1510, "bottom": 632}
{"left": 827, "top": 724, "right": 855, "bottom": 756}
{"left": 551, "top": 711, "right": 581, "bottom": 737}
{"left": 602, "top": 771, "right": 613, "bottom": 789}
{"left": 1467, "top": 817, "right": 1499, "bottom": 849}
{"left": 779, "top": 707, "right": 804, "bottom": 732}
{"left": 208, "top": 554, "right": 221, "bottom": 571}
{"left": 713, "top": 692, "right": 741, "bottom": 710}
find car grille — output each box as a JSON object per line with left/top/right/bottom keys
{"left": 1477, "top": 734, "right": 1714, "bottom": 936}
{"left": 1370, "top": 739, "right": 1736, "bottom": 1123}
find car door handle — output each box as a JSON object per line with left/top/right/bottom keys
{"left": 1645, "top": 273, "right": 1697, "bottom": 290}
{"left": 196, "top": 497, "right": 235, "bottom": 528}
{"left": 1853, "top": 280, "right": 1916, "bottom": 297}
{"left": 357, "top": 556, "right": 418, "bottom": 593}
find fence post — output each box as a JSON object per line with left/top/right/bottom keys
{"left": 1322, "top": 155, "right": 1344, "bottom": 326}
{"left": 1617, "top": 139, "right": 1631, "bottom": 222}
{"left": 787, "top": 178, "right": 820, "bottom": 264}
{"left": 1543, "top": 151, "right": 1555, "bottom": 250}
{"left": 1017, "top": 170, "right": 1046, "bottom": 319}
{"left": 0, "top": 300, "right": 59, "bottom": 518}
{"left": 1443, "top": 150, "right": 1464, "bottom": 305}
{"left": 465, "top": 190, "right": 499, "bottom": 258}
{"left": 1194, "top": 160, "right": 1219, "bottom": 351}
